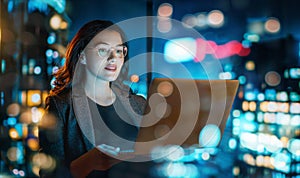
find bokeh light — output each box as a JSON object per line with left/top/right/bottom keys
{"left": 60, "top": 21, "right": 68, "bottom": 30}
{"left": 264, "top": 17, "right": 280, "bottom": 33}
{"left": 182, "top": 14, "right": 197, "bottom": 28}
{"left": 238, "top": 75, "right": 247, "bottom": 85}
{"left": 47, "top": 33, "right": 56, "bottom": 45}
{"left": 165, "top": 145, "right": 184, "bottom": 161}
{"left": 164, "top": 37, "right": 196, "bottom": 63}
{"left": 7, "top": 147, "right": 19, "bottom": 161}
{"left": 49, "top": 14, "right": 62, "bottom": 30}
{"left": 271, "top": 152, "right": 291, "bottom": 173}
{"left": 19, "top": 111, "right": 32, "bottom": 124}
{"left": 9, "top": 128, "right": 20, "bottom": 140}
{"left": 248, "top": 21, "right": 264, "bottom": 35}
{"left": 158, "top": 3, "right": 173, "bottom": 17}
{"left": 130, "top": 74, "right": 139, "bottom": 83}
{"left": 265, "top": 71, "right": 281, "bottom": 86}
{"left": 34, "top": 66, "right": 42, "bottom": 75}
{"left": 32, "top": 153, "right": 56, "bottom": 171}
{"left": 157, "top": 19, "right": 172, "bottom": 33}
{"left": 157, "top": 81, "right": 174, "bottom": 97}
{"left": 232, "top": 166, "right": 240, "bottom": 176}
{"left": 201, "top": 152, "right": 210, "bottom": 160}
{"left": 196, "top": 13, "right": 207, "bottom": 29}
{"left": 288, "top": 139, "right": 300, "bottom": 156}
{"left": 6, "top": 103, "right": 21, "bottom": 117}
{"left": 199, "top": 124, "right": 221, "bottom": 147}
{"left": 207, "top": 10, "right": 224, "bottom": 28}
{"left": 245, "top": 61, "right": 255, "bottom": 71}
{"left": 27, "top": 138, "right": 39, "bottom": 151}
{"left": 229, "top": 138, "right": 237, "bottom": 149}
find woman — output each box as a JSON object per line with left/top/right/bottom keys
{"left": 39, "top": 20, "right": 146, "bottom": 178}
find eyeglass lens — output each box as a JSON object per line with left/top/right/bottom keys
{"left": 97, "top": 45, "right": 127, "bottom": 58}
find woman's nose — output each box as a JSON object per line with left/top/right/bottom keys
{"left": 107, "top": 49, "right": 117, "bottom": 60}
{"left": 108, "top": 56, "right": 116, "bottom": 64}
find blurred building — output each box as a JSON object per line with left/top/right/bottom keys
{"left": 0, "top": 0, "right": 69, "bottom": 176}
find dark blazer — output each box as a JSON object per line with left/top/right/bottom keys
{"left": 39, "top": 86, "right": 146, "bottom": 178}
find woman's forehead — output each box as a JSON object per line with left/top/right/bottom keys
{"left": 91, "top": 30, "right": 123, "bottom": 46}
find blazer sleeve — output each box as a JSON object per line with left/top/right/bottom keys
{"left": 39, "top": 96, "right": 73, "bottom": 177}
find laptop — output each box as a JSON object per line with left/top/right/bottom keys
{"left": 133, "top": 78, "right": 239, "bottom": 156}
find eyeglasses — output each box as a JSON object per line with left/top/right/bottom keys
{"left": 95, "top": 44, "right": 127, "bottom": 59}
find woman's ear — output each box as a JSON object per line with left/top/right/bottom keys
{"left": 79, "top": 52, "right": 87, "bottom": 65}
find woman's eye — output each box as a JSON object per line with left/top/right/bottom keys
{"left": 116, "top": 49, "right": 123, "bottom": 55}
{"left": 98, "top": 48, "right": 108, "bottom": 56}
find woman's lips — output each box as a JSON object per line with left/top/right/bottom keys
{"left": 105, "top": 64, "right": 117, "bottom": 71}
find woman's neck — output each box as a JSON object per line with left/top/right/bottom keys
{"left": 84, "top": 70, "right": 116, "bottom": 106}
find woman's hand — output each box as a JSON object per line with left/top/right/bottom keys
{"left": 70, "top": 148, "right": 121, "bottom": 178}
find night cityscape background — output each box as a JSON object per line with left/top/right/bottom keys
{"left": 0, "top": 0, "right": 300, "bottom": 177}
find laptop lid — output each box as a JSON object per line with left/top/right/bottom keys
{"left": 134, "top": 78, "right": 239, "bottom": 156}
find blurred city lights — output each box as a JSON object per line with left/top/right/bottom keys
{"left": 232, "top": 166, "right": 240, "bottom": 176}
{"left": 182, "top": 14, "right": 197, "bottom": 28}
{"left": 288, "top": 139, "right": 300, "bottom": 156}
{"left": 244, "top": 33, "right": 260, "bottom": 42}
{"left": 46, "top": 49, "right": 54, "bottom": 57}
{"left": 271, "top": 152, "right": 291, "bottom": 173}
{"left": 196, "top": 13, "right": 207, "bottom": 29}
{"left": 201, "top": 152, "right": 210, "bottom": 160}
{"left": 289, "top": 68, "right": 300, "bottom": 78}
{"left": 47, "top": 33, "right": 56, "bottom": 45}
{"left": 164, "top": 38, "right": 250, "bottom": 63}
{"left": 165, "top": 145, "right": 185, "bottom": 161}
{"left": 245, "top": 61, "right": 255, "bottom": 71}
{"left": 53, "top": 51, "right": 59, "bottom": 58}
{"left": 238, "top": 75, "right": 247, "bottom": 85}
{"left": 157, "top": 19, "right": 172, "bottom": 33}
{"left": 207, "top": 10, "right": 224, "bottom": 28}
{"left": 19, "top": 111, "right": 32, "bottom": 124}
{"left": 33, "top": 66, "right": 42, "bottom": 75}
{"left": 158, "top": 3, "right": 173, "bottom": 17}
{"left": 7, "top": 147, "right": 19, "bottom": 161}
{"left": 164, "top": 37, "right": 196, "bottom": 63}
{"left": 228, "top": 138, "right": 237, "bottom": 149}
{"left": 265, "top": 17, "right": 281, "bottom": 33}
{"left": 247, "top": 20, "right": 264, "bottom": 35}
{"left": 130, "top": 74, "right": 140, "bottom": 83}
{"left": 6, "top": 103, "right": 21, "bottom": 117}
{"left": 32, "top": 153, "right": 56, "bottom": 171}
{"left": 199, "top": 124, "right": 221, "bottom": 147}
{"left": 9, "top": 128, "right": 19, "bottom": 140}
{"left": 1, "top": 1, "right": 300, "bottom": 177}
{"left": 60, "top": 21, "right": 68, "bottom": 29}
{"left": 290, "top": 103, "right": 300, "bottom": 114}
{"left": 265, "top": 71, "right": 281, "bottom": 86}
{"left": 219, "top": 72, "right": 233, "bottom": 79}
{"left": 27, "top": 138, "right": 39, "bottom": 151}
{"left": 157, "top": 81, "right": 174, "bottom": 97}
{"left": 157, "top": 3, "right": 173, "bottom": 33}
{"left": 49, "top": 14, "right": 62, "bottom": 30}
{"left": 1, "top": 59, "right": 6, "bottom": 73}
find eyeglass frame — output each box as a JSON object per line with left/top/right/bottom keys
{"left": 85, "top": 44, "right": 128, "bottom": 59}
